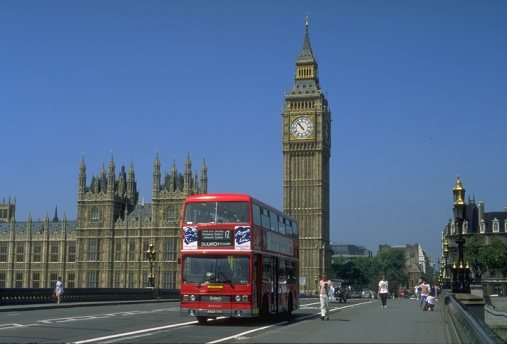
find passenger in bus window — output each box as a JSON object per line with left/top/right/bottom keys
{"left": 233, "top": 258, "right": 250, "bottom": 284}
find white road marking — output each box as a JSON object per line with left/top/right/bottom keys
{"left": 70, "top": 321, "right": 198, "bottom": 344}
{"left": 0, "top": 323, "right": 30, "bottom": 330}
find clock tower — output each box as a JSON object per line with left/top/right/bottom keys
{"left": 282, "top": 18, "right": 332, "bottom": 292}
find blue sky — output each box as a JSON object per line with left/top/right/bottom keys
{"left": 1, "top": 1, "right": 506, "bottom": 261}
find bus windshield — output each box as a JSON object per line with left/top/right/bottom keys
{"left": 183, "top": 255, "right": 250, "bottom": 285}
{"left": 184, "top": 201, "right": 250, "bottom": 224}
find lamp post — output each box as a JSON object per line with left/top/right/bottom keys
{"left": 146, "top": 243, "right": 156, "bottom": 288}
{"left": 442, "top": 240, "right": 451, "bottom": 289}
{"left": 451, "top": 177, "right": 470, "bottom": 293}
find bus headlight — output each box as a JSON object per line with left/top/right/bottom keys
{"left": 235, "top": 295, "right": 249, "bottom": 302}
{"left": 190, "top": 295, "right": 197, "bottom": 301}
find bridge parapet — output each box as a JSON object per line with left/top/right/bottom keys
{"left": 0, "top": 288, "right": 179, "bottom": 305}
{"left": 442, "top": 290, "right": 503, "bottom": 344}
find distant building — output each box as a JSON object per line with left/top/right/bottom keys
{"left": 330, "top": 243, "right": 371, "bottom": 260}
{"left": 0, "top": 154, "right": 207, "bottom": 289}
{"left": 379, "top": 243, "right": 433, "bottom": 291}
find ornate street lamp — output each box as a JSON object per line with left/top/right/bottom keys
{"left": 451, "top": 177, "right": 470, "bottom": 293}
{"left": 146, "top": 243, "right": 156, "bottom": 288}
{"left": 442, "top": 240, "right": 451, "bottom": 289}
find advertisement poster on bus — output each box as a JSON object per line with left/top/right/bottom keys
{"left": 234, "top": 226, "right": 251, "bottom": 250}
{"left": 183, "top": 226, "right": 198, "bottom": 250}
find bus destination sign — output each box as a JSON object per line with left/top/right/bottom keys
{"left": 199, "top": 229, "right": 233, "bottom": 247}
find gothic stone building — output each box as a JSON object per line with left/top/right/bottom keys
{"left": 0, "top": 153, "right": 207, "bottom": 289}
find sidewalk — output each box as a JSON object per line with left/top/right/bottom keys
{"left": 275, "top": 298, "right": 452, "bottom": 344}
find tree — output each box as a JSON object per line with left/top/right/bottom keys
{"left": 465, "top": 236, "right": 507, "bottom": 280}
{"left": 464, "top": 235, "right": 488, "bottom": 280}
{"left": 373, "top": 248, "right": 409, "bottom": 294}
{"left": 331, "top": 248, "right": 409, "bottom": 293}
{"left": 332, "top": 256, "right": 370, "bottom": 289}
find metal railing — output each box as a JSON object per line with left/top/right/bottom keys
{"left": 0, "top": 288, "right": 179, "bottom": 305}
{"left": 442, "top": 291, "right": 504, "bottom": 344}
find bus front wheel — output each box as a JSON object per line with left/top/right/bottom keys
{"left": 196, "top": 316, "right": 208, "bottom": 325}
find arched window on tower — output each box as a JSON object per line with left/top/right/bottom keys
{"left": 167, "top": 206, "right": 176, "bottom": 220}
{"left": 91, "top": 207, "right": 99, "bottom": 222}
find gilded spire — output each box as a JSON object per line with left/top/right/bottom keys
{"left": 453, "top": 176, "right": 464, "bottom": 191}
{"left": 452, "top": 176, "right": 466, "bottom": 205}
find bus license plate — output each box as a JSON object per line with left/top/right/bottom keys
{"left": 207, "top": 309, "right": 223, "bottom": 314}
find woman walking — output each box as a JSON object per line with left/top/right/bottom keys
{"left": 54, "top": 276, "right": 64, "bottom": 304}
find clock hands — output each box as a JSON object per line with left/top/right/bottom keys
{"left": 291, "top": 116, "right": 313, "bottom": 139}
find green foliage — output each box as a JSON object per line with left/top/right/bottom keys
{"left": 464, "top": 236, "right": 507, "bottom": 277}
{"left": 331, "top": 248, "right": 409, "bottom": 292}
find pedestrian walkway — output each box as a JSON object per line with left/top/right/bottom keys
{"left": 273, "top": 298, "right": 451, "bottom": 343}
{"left": 324, "top": 298, "right": 450, "bottom": 343}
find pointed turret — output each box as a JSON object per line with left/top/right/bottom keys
{"left": 127, "top": 161, "right": 137, "bottom": 202}
{"left": 53, "top": 205, "right": 59, "bottom": 222}
{"left": 107, "top": 155, "right": 116, "bottom": 194}
{"left": 193, "top": 172, "right": 199, "bottom": 193}
{"left": 200, "top": 158, "right": 208, "bottom": 194}
{"left": 153, "top": 153, "right": 161, "bottom": 194}
{"left": 118, "top": 164, "right": 127, "bottom": 196}
{"left": 79, "top": 155, "right": 87, "bottom": 194}
{"left": 184, "top": 152, "right": 192, "bottom": 194}
{"left": 100, "top": 163, "right": 107, "bottom": 193}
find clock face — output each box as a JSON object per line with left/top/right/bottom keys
{"left": 290, "top": 116, "right": 314, "bottom": 139}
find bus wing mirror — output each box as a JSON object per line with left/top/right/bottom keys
{"left": 178, "top": 258, "right": 181, "bottom": 265}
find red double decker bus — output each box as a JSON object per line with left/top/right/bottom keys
{"left": 180, "top": 193, "right": 299, "bottom": 324}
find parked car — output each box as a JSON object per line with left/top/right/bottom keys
{"left": 351, "top": 290, "right": 362, "bottom": 298}
{"left": 362, "top": 289, "right": 377, "bottom": 299}
{"left": 331, "top": 279, "right": 350, "bottom": 303}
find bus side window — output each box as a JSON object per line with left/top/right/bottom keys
{"left": 278, "top": 215, "right": 286, "bottom": 235}
{"left": 252, "top": 204, "right": 262, "bottom": 226}
{"left": 261, "top": 208, "right": 270, "bottom": 229}
{"left": 284, "top": 218, "right": 292, "bottom": 236}
{"left": 270, "top": 211, "right": 278, "bottom": 232}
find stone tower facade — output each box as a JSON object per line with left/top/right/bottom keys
{"left": 282, "top": 18, "right": 332, "bottom": 292}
